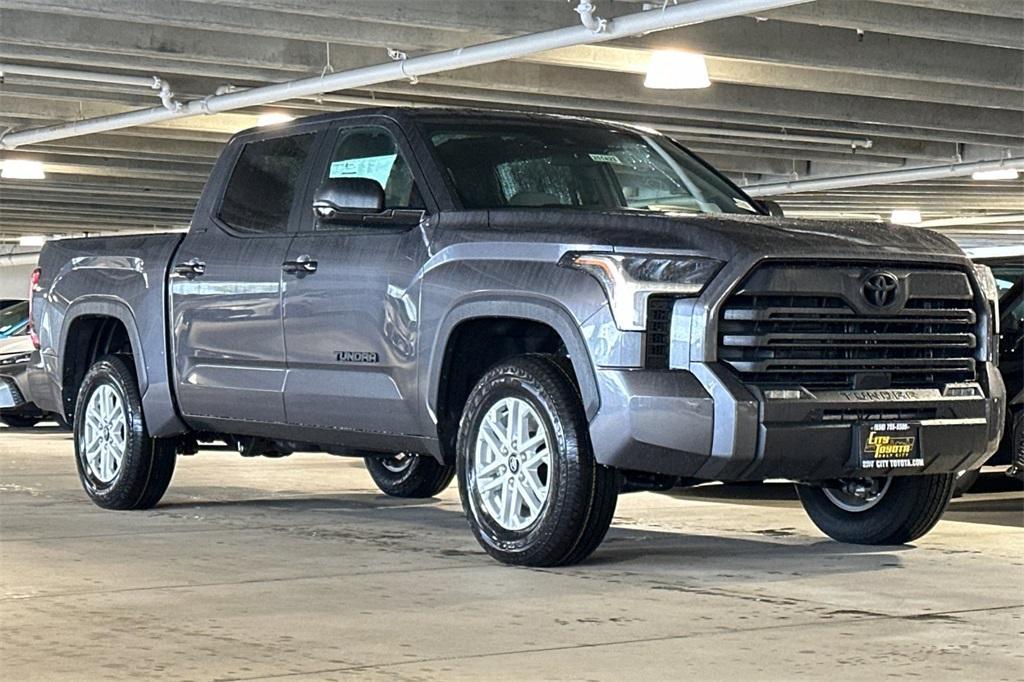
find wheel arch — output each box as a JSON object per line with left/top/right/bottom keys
{"left": 428, "top": 297, "right": 600, "bottom": 461}
{"left": 60, "top": 300, "right": 146, "bottom": 420}
{"left": 59, "top": 299, "right": 187, "bottom": 436}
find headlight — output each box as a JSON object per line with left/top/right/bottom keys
{"left": 0, "top": 352, "right": 32, "bottom": 366}
{"left": 564, "top": 253, "right": 723, "bottom": 330}
{"left": 973, "top": 263, "right": 1000, "bottom": 336}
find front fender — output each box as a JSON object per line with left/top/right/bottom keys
{"left": 427, "top": 295, "right": 601, "bottom": 422}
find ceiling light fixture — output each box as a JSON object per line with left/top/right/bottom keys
{"left": 970, "top": 168, "right": 1019, "bottom": 181}
{"left": 644, "top": 50, "right": 711, "bottom": 90}
{"left": 1, "top": 159, "right": 46, "bottom": 180}
{"left": 890, "top": 209, "right": 922, "bottom": 225}
{"left": 256, "top": 112, "right": 294, "bottom": 127}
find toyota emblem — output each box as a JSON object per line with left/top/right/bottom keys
{"left": 862, "top": 271, "right": 900, "bottom": 308}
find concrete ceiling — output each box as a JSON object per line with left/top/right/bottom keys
{"left": 0, "top": 0, "right": 1022, "bottom": 245}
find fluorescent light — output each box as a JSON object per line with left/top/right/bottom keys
{"left": 890, "top": 209, "right": 922, "bottom": 225}
{"left": 971, "top": 168, "right": 1019, "bottom": 181}
{"left": 644, "top": 51, "right": 711, "bottom": 90}
{"left": 1, "top": 159, "right": 45, "bottom": 180}
{"left": 18, "top": 235, "right": 46, "bottom": 247}
{"left": 256, "top": 112, "right": 294, "bottom": 126}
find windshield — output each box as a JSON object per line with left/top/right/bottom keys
{"left": 422, "top": 121, "right": 760, "bottom": 215}
{"left": 0, "top": 301, "right": 28, "bottom": 338}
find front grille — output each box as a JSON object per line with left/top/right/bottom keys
{"left": 644, "top": 296, "right": 673, "bottom": 369}
{"left": 718, "top": 263, "right": 979, "bottom": 389}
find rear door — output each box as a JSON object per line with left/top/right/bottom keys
{"left": 170, "top": 128, "right": 319, "bottom": 427}
{"left": 281, "top": 119, "right": 433, "bottom": 438}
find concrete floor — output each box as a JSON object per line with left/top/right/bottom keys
{"left": 2, "top": 424, "right": 1022, "bottom": 681}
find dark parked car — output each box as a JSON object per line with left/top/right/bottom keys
{"left": 974, "top": 253, "right": 1023, "bottom": 480}
{"left": 28, "top": 109, "right": 1004, "bottom": 565}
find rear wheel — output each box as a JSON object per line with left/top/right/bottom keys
{"left": 796, "top": 474, "right": 954, "bottom": 545}
{"left": 74, "top": 356, "right": 176, "bottom": 510}
{"left": 364, "top": 453, "right": 455, "bottom": 498}
{"left": 457, "top": 354, "right": 618, "bottom": 567}
{"left": 1, "top": 414, "right": 41, "bottom": 428}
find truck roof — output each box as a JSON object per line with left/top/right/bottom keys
{"left": 233, "top": 106, "right": 651, "bottom": 140}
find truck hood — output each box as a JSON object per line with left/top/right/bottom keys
{"left": 484, "top": 209, "right": 967, "bottom": 263}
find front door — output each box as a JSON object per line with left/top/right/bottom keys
{"left": 170, "top": 129, "right": 318, "bottom": 427}
{"left": 281, "top": 122, "right": 431, "bottom": 439}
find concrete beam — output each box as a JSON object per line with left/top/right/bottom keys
{"left": 2, "top": 19, "right": 1018, "bottom": 139}
{"left": 6, "top": 83, "right": 945, "bottom": 164}
{"left": 528, "top": 46, "right": 1023, "bottom": 110}
{"left": 5, "top": 70, "right": 1012, "bottom": 156}
{"left": 0, "top": 153, "right": 212, "bottom": 180}
{"left": 762, "top": 0, "right": 1024, "bottom": 48}
{"left": 875, "top": 0, "right": 1024, "bottom": 20}
{"left": 417, "top": 62, "right": 1024, "bottom": 138}
{"left": 2, "top": 4, "right": 1020, "bottom": 91}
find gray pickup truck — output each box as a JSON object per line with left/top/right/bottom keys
{"left": 29, "top": 108, "right": 1005, "bottom": 566}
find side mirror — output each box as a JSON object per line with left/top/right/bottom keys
{"left": 313, "top": 178, "right": 385, "bottom": 220}
{"left": 760, "top": 200, "right": 785, "bottom": 218}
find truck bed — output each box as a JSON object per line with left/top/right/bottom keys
{"left": 32, "top": 231, "right": 187, "bottom": 435}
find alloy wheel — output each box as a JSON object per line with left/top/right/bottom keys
{"left": 472, "top": 396, "right": 551, "bottom": 531}
{"left": 81, "top": 384, "right": 127, "bottom": 484}
{"left": 823, "top": 477, "right": 892, "bottom": 512}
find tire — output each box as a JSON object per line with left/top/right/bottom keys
{"left": 1, "top": 414, "right": 41, "bottom": 428}
{"left": 457, "top": 354, "right": 618, "bottom": 567}
{"left": 796, "top": 474, "right": 954, "bottom": 545}
{"left": 73, "top": 355, "right": 176, "bottom": 510}
{"left": 364, "top": 453, "right": 455, "bottom": 498}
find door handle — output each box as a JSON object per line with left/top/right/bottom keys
{"left": 282, "top": 254, "right": 317, "bottom": 274}
{"left": 173, "top": 258, "right": 206, "bottom": 277}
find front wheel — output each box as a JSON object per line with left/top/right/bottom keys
{"left": 364, "top": 453, "right": 455, "bottom": 498}
{"left": 796, "top": 474, "right": 954, "bottom": 545}
{"left": 73, "top": 355, "right": 176, "bottom": 510}
{"left": 457, "top": 354, "right": 619, "bottom": 567}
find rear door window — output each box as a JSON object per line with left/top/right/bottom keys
{"left": 219, "top": 133, "right": 315, "bottom": 234}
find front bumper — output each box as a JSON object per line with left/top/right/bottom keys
{"left": 0, "top": 353, "right": 48, "bottom": 416}
{"left": 588, "top": 363, "right": 1005, "bottom": 482}
{"left": 0, "top": 375, "right": 26, "bottom": 410}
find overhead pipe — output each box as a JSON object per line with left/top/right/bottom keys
{"left": 0, "top": 0, "right": 813, "bottom": 150}
{"left": 0, "top": 63, "right": 181, "bottom": 112}
{"left": 746, "top": 157, "right": 1024, "bottom": 196}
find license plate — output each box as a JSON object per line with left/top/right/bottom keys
{"left": 856, "top": 421, "right": 924, "bottom": 470}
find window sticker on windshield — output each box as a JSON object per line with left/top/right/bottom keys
{"left": 734, "top": 199, "right": 756, "bottom": 212}
{"left": 330, "top": 154, "right": 398, "bottom": 186}
{"left": 588, "top": 153, "right": 623, "bottom": 165}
